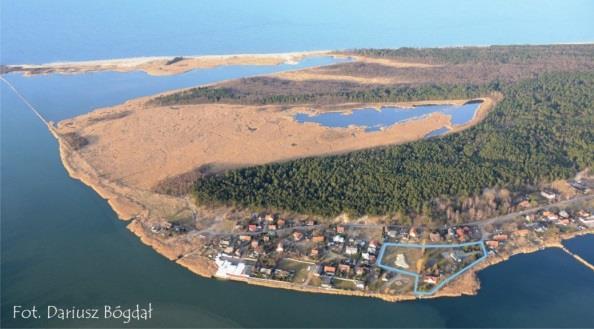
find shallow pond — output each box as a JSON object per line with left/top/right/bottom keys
{"left": 295, "top": 102, "right": 480, "bottom": 132}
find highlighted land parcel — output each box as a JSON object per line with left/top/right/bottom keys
{"left": 377, "top": 241, "right": 488, "bottom": 295}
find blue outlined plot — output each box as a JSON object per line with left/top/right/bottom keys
{"left": 377, "top": 241, "right": 488, "bottom": 296}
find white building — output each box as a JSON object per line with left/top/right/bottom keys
{"left": 214, "top": 254, "right": 247, "bottom": 279}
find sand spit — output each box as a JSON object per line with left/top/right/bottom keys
{"left": 351, "top": 56, "right": 438, "bottom": 69}
{"left": 2, "top": 51, "right": 332, "bottom": 76}
{"left": 273, "top": 55, "right": 438, "bottom": 84}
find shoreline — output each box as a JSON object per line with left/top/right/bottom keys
{"left": 49, "top": 119, "right": 594, "bottom": 302}
{"left": 33, "top": 52, "right": 590, "bottom": 302}
{"left": 1, "top": 50, "right": 336, "bottom": 77}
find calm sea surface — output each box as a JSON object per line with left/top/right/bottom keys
{"left": 2, "top": 1, "right": 594, "bottom": 327}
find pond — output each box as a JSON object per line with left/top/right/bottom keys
{"left": 295, "top": 102, "right": 481, "bottom": 132}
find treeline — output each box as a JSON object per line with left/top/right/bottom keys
{"left": 150, "top": 82, "right": 494, "bottom": 107}
{"left": 350, "top": 44, "right": 594, "bottom": 65}
{"left": 193, "top": 71, "right": 594, "bottom": 216}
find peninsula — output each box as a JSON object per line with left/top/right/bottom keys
{"left": 29, "top": 44, "right": 594, "bottom": 301}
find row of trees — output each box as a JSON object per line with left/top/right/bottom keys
{"left": 193, "top": 71, "right": 594, "bottom": 217}
{"left": 150, "top": 82, "right": 493, "bottom": 107}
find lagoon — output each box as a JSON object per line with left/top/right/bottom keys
{"left": 295, "top": 103, "right": 480, "bottom": 132}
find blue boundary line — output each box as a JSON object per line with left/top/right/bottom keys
{"left": 377, "top": 240, "right": 488, "bottom": 296}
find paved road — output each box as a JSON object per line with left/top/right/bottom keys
{"left": 189, "top": 193, "right": 593, "bottom": 239}
{"left": 469, "top": 193, "right": 594, "bottom": 230}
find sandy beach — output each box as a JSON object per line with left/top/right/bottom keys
{"left": 2, "top": 50, "right": 334, "bottom": 76}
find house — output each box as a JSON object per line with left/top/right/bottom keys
{"left": 264, "top": 214, "right": 274, "bottom": 222}
{"left": 559, "top": 210, "right": 570, "bottom": 218}
{"left": 336, "top": 225, "right": 345, "bottom": 234}
{"left": 486, "top": 240, "right": 499, "bottom": 249}
{"left": 578, "top": 214, "right": 594, "bottom": 228}
{"left": 150, "top": 225, "right": 161, "bottom": 233}
{"left": 248, "top": 224, "right": 258, "bottom": 232}
{"left": 448, "top": 227, "right": 456, "bottom": 237}
{"left": 345, "top": 246, "right": 358, "bottom": 255}
{"left": 251, "top": 240, "right": 259, "bottom": 248}
{"left": 274, "top": 269, "right": 291, "bottom": 280}
{"left": 512, "top": 229, "right": 530, "bottom": 237}
{"left": 333, "top": 235, "right": 345, "bottom": 243}
{"left": 323, "top": 265, "right": 336, "bottom": 275}
{"left": 429, "top": 232, "right": 442, "bottom": 242}
{"left": 423, "top": 275, "right": 439, "bottom": 285}
{"left": 214, "top": 254, "right": 247, "bottom": 279}
{"left": 456, "top": 227, "right": 466, "bottom": 241}
{"left": 312, "top": 235, "right": 325, "bottom": 243}
{"left": 292, "top": 231, "right": 304, "bottom": 241}
{"left": 354, "top": 266, "right": 365, "bottom": 276}
{"left": 259, "top": 267, "right": 272, "bottom": 276}
{"left": 542, "top": 211, "right": 559, "bottom": 221}
{"left": 310, "top": 248, "right": 319, "bottom": 257}
{"left": 338, "top": 264, "right": 351, "bottom": 274}
{"left": 355, "top": 281, "right": 365, "bottom": 290}
{"left": 518, "top": 200, "right": 531, "bottom": 208}
{"left": 277, "top": 219, "right": 286, "bottom": 227}
{"left": 306, "top": 219, "right": 316, "bottom": 226}
{"left": 493, "top": 234, "right": 508, "bottom": 241}
{"left": 394, "top": 254, "right": 409, "bottom": 269}
{"left": 267, "top": 224, "right": 277, "bottom": 231}
{"left": 276, "top": 243, "right": 284, "bottom": 253}
{"left": 409, "top": 227, "right": 417, "bottom": 239}
{"left": 239, "top": 235, "right": 252, "bottom": 241}
{"left": 556, "top": 218, "right": 570, "bottom": 226}
{"left": 386, "top": 230, "right": 398, "bottom": 238}
{"left": 540, "top": 191, "right": 556, "bottom": 200}
{"left": 570, "top": 181, "right": 588, "bottom": 192}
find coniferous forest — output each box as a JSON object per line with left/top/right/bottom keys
{"left": 192, "top": 71, "right": 594, "bottom": 216}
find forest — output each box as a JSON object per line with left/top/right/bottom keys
{"left": 150, "top": 82, "right": 492, "bottom": 107}
{"left": 192, "top": 71, "right": 594, "bottom": 217}
{"left": 349, "top": 44, "right": 594, "bottom": 65}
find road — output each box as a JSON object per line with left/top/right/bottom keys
{"left": 469, "top": 193, "right": 594, "bottom": 233}
{"left": 189, "top": 193, "right": 594, "bottom": 239}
